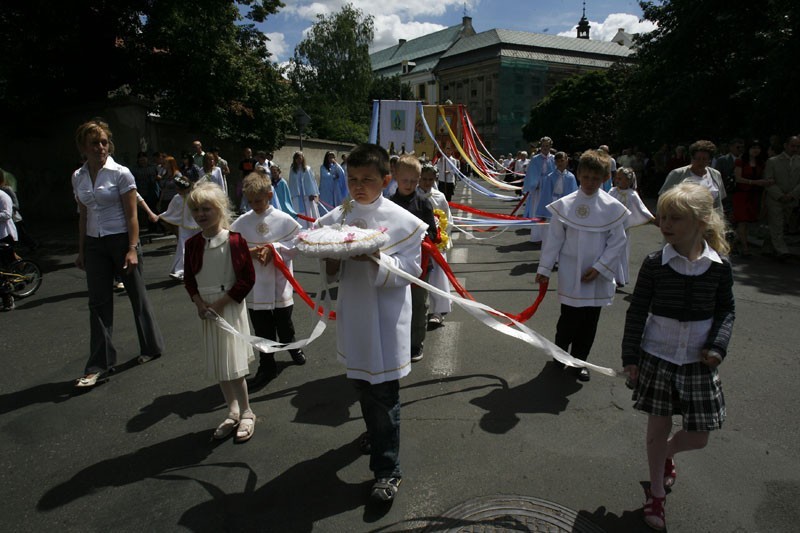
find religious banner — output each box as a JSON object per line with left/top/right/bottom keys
{"left": 378, "top": 100, "right": 417, "bottom": 154}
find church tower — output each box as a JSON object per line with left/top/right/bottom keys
{"left": 577, "top": 1, "right": 590, "bottom": 39}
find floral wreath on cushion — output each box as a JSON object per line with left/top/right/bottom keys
{"left": 295, "top": 223, "right": 389, "bottom": 259}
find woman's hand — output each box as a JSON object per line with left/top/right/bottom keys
{"left": 535, "top": 273, "right": 549, "bottom": 285}
{"left": 75, "top": 253, "right": 85, "bottom": 271}
{"left": 123, "top": 248, "right": 138, "bottom": 273}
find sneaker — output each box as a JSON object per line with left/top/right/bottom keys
{"left": 113, "top": 281, "right": 125, "bottom": 290}
{"left": 428, "top": 313, "right": 443, "bottom": 325}
{"left": 290, "top": 349, "right": 306, "bottom": 365}
{"left": 370, "top": 477, "right": 401, "bottom": 502}
{"left": 168, "top": 272, "right": 184, "bottom": 282}
{"left": 577, "top": 368, "right": 591, "bottom": 382}
{"left": 2, "top": 295, "right": 14, "bottom": 312}
{"left": 410, "top": 348, "right": 424, "bottom": 362}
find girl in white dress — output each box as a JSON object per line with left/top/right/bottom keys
{"left": 184, "top": 183, "right": 257, "bottom": 443}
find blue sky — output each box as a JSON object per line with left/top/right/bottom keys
{"left": 252, "top": 0, "right": 656, "bottom": 63}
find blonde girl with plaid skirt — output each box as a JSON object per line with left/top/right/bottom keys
{"left": 622, "top": 182, "right": 735, "bottom": 531}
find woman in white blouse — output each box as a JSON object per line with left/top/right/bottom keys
{"left": 72, "top": 120, "right": 164, "bottom": 388}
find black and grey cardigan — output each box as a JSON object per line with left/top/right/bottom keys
{"left": 621, "top": 250, "right": 735, "bottom": 367}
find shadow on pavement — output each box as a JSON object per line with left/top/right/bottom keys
{"left": 495, "top": 240, "right": 540, "bottom": 253}
{"left": 127, "top": 384, "right": 224, "bottom": 432}
{"left": 37, "top": 431, "right": 225, "bottom": 511}
{"left": 469, "top": 361, "right": 583, "bottom": 433}
{"left": 177, "top": 437, "right": 369, "bottom": 532}
{"left": 251, "top": 373, "right": 359, "bottom": 428}
{"left": 577, "top": 505, "right": 650, "bottom": 532}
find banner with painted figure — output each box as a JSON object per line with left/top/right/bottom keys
{"left": 413, "top": 106, "right": 438, "bottom": 160}
{"left": 378, "top": 100, "right": 417, "bottom": 155}
{"left": 434, "top": 104, "right": 461, "bottom": 155}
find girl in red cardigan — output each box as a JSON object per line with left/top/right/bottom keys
{"left": 184, "top": 183, "right": 257, "bottom": 443}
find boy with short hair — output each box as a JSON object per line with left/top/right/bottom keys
{"left": 231, "top": 173, "right": 305, "bottom": 388}
{"left": 419, "top": 164, "right": 453, "bottom": 325}
{"left": 390, "top": 155, "right": 437, "bottom": 361}
{"left": 535, "top": 149, "right": 629, "bottom": 382}
{"left": 318, "top": 143, "right": 427, "bottom": 503}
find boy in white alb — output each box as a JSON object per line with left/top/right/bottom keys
{"left": 535, "top": 150, "right": 629, "bottom": 382}
{"left": 419, "top": 163, "right": 453, "bottom": 325}
{"left": 318, "top": 143, "right": 427, "bottom": 503}
{"left": 231, "top": 174, "right": 305, "bottom": 388}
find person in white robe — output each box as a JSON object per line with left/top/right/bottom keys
{"left": 157, "top": 175, "right": 200, "bottom": 280}
{"left": 609, "top": 167, "right": 654, "bottom": 286}
{"left": 288, "top": 151, "right": 320, "bottom": 228}
{"left": 419, "top": 164, "right": 453, "bottom": 325}
{"left": 317, "top": 143, "right": 426, "bottom": 503}
{"left": 231, "top": 174, "right": 305, "bottom": 388}
{"left": 535, "top": 149, "right": 629, "bottom": 382}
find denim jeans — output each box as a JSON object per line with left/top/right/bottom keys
{"left": 351, "top": 378, "right": 401, "bottom": 479}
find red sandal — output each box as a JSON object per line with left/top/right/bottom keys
{"left": 664, "top": 457, "right": 677, "bottom": 489}
{"left": 644, "top": 488, "right": 666, "bottom": 530}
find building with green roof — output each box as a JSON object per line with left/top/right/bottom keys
{"left": 370, "top": 16, "right": 634, "bottom": 155}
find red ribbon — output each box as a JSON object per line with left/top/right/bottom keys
{"left": 297, "top": 214, "right": 317, "bottom": 223}
{"left": 449, "top": 202, "right": 544, "bottom": 222}
{"left": 267, "top": 244, "right": 336, "bottom": 320}
{"left": 420, "top": 238, "right": 547, "bottom": 323}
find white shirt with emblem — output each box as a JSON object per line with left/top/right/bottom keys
{"left": 537, "top": 189, "right": 629, "bottom": 307}
{"left": 231, "top": 206, "right": 301, "bottom": 310}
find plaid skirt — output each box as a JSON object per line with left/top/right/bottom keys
{"left": 633, "top": 352, "right": 725, "bottom": 431}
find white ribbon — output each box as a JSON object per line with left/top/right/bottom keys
{"left": 205, "top": 270, "right": 331, "bottom": 354}
{"left": 369, "top": 255, "right": 620, "bottom": 378}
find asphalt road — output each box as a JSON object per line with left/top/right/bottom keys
{"left": 2, "top": 184, "right": 799, "bottom": 532}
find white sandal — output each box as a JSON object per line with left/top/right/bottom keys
{"left": 75, "top": 373, "right": 100, "bottom": 388}
{"left": 213, "top": 413, "right": 240, "bottom": 440}
{"left": 234, "top": 410, "right": 256, "bottom": 443}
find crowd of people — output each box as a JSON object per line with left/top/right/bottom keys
{"left": 4, "top": 118, "right": 800, "bottom": 528}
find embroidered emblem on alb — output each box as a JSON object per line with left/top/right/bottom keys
{"left": 348, "top": 218, "right": 368, "bottom": 229}
{"left": 256, "top": 222, "right": 269, "bottom": 235}
{"left": 575, "top": 205, "right": 590, "bottom": 219}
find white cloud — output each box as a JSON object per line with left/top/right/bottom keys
{"left": 265, "top": 32, "right": 288, "bottom": 59}
{"left": 557, "top": 13, "right": 656, "bottom": 41}
{"left": 371, "top": 14, "right": 447, "bottom": 52}
{"left": 281, "top": 0, "right": 476, "bottom": 23}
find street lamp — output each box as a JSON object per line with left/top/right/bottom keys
{"left": 293, "top": 107, "right": 311, "bottom": 151}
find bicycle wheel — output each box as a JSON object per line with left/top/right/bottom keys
{"left": 9, "top": 259, "right": 43, "bottom": 298}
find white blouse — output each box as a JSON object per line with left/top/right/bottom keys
{"left": 72, "top": 156, "right": 137, "bottom": 237}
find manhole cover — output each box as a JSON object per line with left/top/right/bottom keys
{"left": 424, "top": 494, "right": 605, "bottom": 532}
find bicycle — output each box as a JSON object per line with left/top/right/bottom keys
{"left": 0, "top": 244, "right": 43, "bottom": 299}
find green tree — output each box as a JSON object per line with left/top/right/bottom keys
{"left": 522, "top": 70, "right": 619, "bottom": 153}
{"left": 368, "top": 74, "right": 414, "bottom": 102}
{"left": 139, "top": 0, "right": 291, "bottom": 145}
{"left": 0, "top": 0, "right": 291, "bottom": 144}
{"left": 289, "top": 3, "right": 375, "bottom": 143}
{"left": 618, "top": 0, "right": 800, "bottom": 145}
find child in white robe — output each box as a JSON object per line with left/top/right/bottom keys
{"left": 609, "top": 167, "right": 654, "bottom": 286}
{"left": 231, "top": 174, "right": 305, "bottom": 388}
{"left": 419, "top": 163, "right": 453, "bottom": 325}
{"left": 535, "top": 149, "right": 629, "bottom": 382}
{"left": 318, "top": 143, "right": 427, "bottom": 503}
{"left": 157, "top": 175, "right": 200, "bottom": 281}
